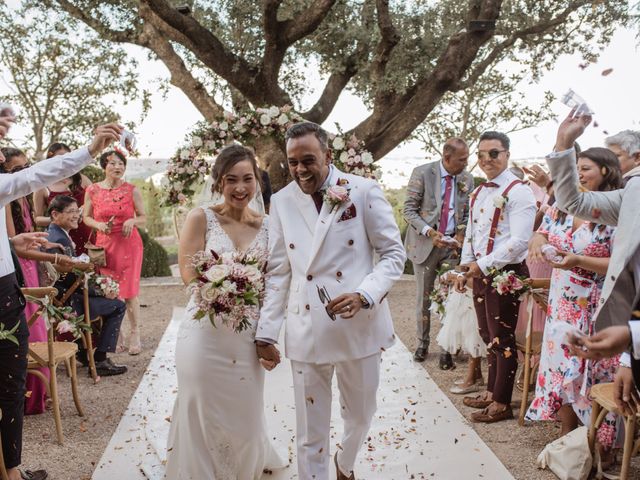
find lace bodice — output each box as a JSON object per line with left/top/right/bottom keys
{"left": 202, "top": 207, "right": 269, "bottom": 257}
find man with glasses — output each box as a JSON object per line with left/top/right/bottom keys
{"left": 46, "top": 195, "right": 127, "bottom": 377}
{"left": 403, "top": 138, "right": 473, "bottom": 367}
{"left": 454, "top": 131, "right": 536, "bottom": 423}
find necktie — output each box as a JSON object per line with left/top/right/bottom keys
{"left": 311, "top": 191, "right": 323, "bottom": 213}
{"left": 438, "top": 175, "right": 453, "bottom": 234}
{"left": 481, "top": 181, "right": 499, "bottom": 188}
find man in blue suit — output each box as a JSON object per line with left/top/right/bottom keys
{"left": 47, "top": 195, "right": 127, "bottom": 376}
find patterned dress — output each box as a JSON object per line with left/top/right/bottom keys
{"left": 86, "top": 183, "right": 143, "bottom": 299}
{"left": 526, "top": 206, "right": 620, "bottom": 448}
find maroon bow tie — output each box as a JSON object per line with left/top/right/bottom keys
{"left": 481, "top": 181, "right": 499, "bottom": 188}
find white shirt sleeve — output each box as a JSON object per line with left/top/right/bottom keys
{"left": 421, "top": 225, "right": 432, "bottom": 236}
{"left": 630, "top": 321, "right": 640, "bottom": 360}
{"left": 0, "top": 147, "right": 93, "bottom": 208}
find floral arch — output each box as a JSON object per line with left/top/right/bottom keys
{"left": 164, "top": 105, "right": 379, "bottom": 206}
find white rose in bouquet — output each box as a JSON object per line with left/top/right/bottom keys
{"left": 180, "top": 149, "right": 191, "bottom": 160}
{"left": 220, "top": 121, "right": 229, "bottom": 131}
{"left": 220, "top": 280, "right": 238, "bottom": 295}
{"left": 205, "top": 263, "right": 231, "bottom": 284}
{"left": 339, "top": 151, "right": 349, "bottom": 163}
{"left": 260, "top": 114, "right": 271, "bottom": 126}
{"left": 361, "top": 152, "right": 374, "bottom": 165}
{"left": 244, "top": 264, "right": 262, "bottom": 283}
{"left": 277, "top": 113, "right": 289, "bottom": 125}
{"left": 269, "top": 105, "right": 280, "bottom": 117}
{"left": 332, "top": 136, "right": 345, "bottom": 150}
{"left": 191, "top": 136, "right": 203, "bottom": 148}
{"left": 200, "top": 283, "right": 218, "bottom": 302}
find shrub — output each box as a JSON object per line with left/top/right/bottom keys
{"left": 139, "top": 229, "right": 171, "bottom": 277}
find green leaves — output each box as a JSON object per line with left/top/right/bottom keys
{"left": 0, "top": 322, "right": 20, "bottom": 346}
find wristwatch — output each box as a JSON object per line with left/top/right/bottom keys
{"left": 358, "top": 293, "right": 370, "bottom": 309}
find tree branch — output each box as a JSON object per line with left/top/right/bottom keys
{"left": 302, "top": 59, "right": 358, "bottom": 124}
{"left": 281, "top": 0, "right": 338, "bottom": 46}
{"left": 451, "top": 1, "right": 588, "bottom": 91}
{"left": 138, "top": 6, "right": 224, "bottom": 121}
{"left": 50, "top": 0, "right": 139, "bottom": 43}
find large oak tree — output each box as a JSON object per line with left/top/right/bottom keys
{"left": 36, "top": 0, "right": 627, "bottom": 186}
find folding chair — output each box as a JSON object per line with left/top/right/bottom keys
{"left": 53, "top": 263, "right": 100, "bottom": 382}
{"left": 22, "top": 286, "right": 84, "bottom": 445}
{"left": 517, "top": 278, "right": 550, "bottom": 426}
{"left": 589, "top": 383, "right": 640, "bottom": 479}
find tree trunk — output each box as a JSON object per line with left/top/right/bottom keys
{"left": 252, "top": 135, "right": 289, "bottom": 193}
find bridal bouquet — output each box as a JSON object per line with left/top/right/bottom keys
{"left": 90, "top": 274, "right": 120, "bottom": 299}
{"left": 190, "top": 249, "right": 267, "bottom": 332}
{"left": 491, "top": 269, "right": 530, "bottom": 297}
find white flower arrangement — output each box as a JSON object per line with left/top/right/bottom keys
{"left": 164, "top": 105, "right": 379, "bottom": 205}
{"left": 493, "top": 196, "right": 507, "bottom": 209}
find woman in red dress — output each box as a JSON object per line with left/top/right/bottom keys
{"left": 84, "top": 150, "right": 146, "bottom": 354}
{"left": 33, "top": 143, "right": 92, "bottom": 255}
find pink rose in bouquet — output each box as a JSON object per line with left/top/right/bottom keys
{"left": 190, "top": 248, "right": 268, "bottom": 333}
{"left": 491, "top": 269, "right": 530, "bottom": 297}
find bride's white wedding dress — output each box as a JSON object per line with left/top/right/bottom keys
{"left": 164, "top": 207, "right": 286, "bottom": 480}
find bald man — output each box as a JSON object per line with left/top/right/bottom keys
{"left": 403, "top": 138, "right": 474, "bottom": 366}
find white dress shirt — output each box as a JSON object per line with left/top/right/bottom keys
{"left": 460, "top": 168, "right": 536, "bottom": 275}
{"left": 421, "top": 162, "right": 457, "bottom": 236}
{"left": 0, "top": 147, "right": 93, "bottom": 277}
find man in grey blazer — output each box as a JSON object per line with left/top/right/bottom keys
{"left": 546, "top": 110, "right": 640, "bottom": 414}
{"left": 403, "top": 138, "right": 474, "bottom": 365}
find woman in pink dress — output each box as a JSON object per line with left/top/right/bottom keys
{"left": 84, "top": 150, "right": 146, "bottom": 354}
{"left": 1, "top": 148, "right": 75, "bottom": 414}
{"left": 33, "top": 143, "right": 92, "bottom": 255}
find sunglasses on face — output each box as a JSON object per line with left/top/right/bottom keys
{"left": 316, "top": 284, "right": 336, "bottom": 321}
{"left": 476, "top": 149, "right": 506, "bottom": 160}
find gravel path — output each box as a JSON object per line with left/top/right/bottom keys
{"left": 19, "top": 280, "right": 638, "bottom": 479}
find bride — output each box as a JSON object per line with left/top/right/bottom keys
{"left": 165, "top": 144, "right": 286, "bottom": 479}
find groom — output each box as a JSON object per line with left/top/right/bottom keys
{"left": 256, "top": 121, "right": 406, "bottom": 480}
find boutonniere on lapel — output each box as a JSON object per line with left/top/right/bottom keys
{"left": 323, "top": 178, "right": 351, "bottom": 212}
{"left": 457, "top": 180, "right": 469, "bottom": 194}
{"left": 492, "top": 195, "right": 507, "bottom": 209}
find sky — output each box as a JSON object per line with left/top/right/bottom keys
{"left": 2, "top": 4, "right": 639, "bottom": 188}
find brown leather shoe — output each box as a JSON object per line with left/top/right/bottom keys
{"left": 470, "top": 406, "right": 514, "bottom": 423}
{"left": 335, "top": 452, "right": 355, "bottom": 480}
{"left": 462, "top": 395, "right": 492, "bottom": 409}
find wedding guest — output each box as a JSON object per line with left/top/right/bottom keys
{"left": 0, "top": 118, "right": 121, "bottom": 480}
{"left": 47, "top": 195, "right": 127, "bottom": 376}
{"left": 403, "top": 138, "right": 473, "bottom": 367}
{"left": 605, "top": 130, "right": 640, "bottom": 180}
{"left": 436, "top": 272, "right": 486, "bottom": 393}
{"left": 454, "top": 131, "right": 536, "bottom": 423}
{"left": 33, "top": 142, "right": 93, "bottom": 255}
{"left": 83, "top": 150, "right": 145, "bottom": 355}
{"left": 546, "top": 111, "right": 640, "bottom": 419}
{"left": 1, "top": 148, "right": 71, "bottom": 415}
{"left": 526, "top": 148, "right": 622, "bottom": 463}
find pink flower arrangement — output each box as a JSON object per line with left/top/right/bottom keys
{"left": 189, "top": 248, "right": 268, "bottom": 332}
{"left": 491, "top": 269, "right": 530, "bottom": 296}
{"left": 91, "top": 274, "right": 120, "bottom": 299}
{"left": 323, "top": 179, "right": 351, "bottom": 210}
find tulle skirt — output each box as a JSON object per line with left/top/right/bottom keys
{"left": 436, "top": 289, "right": 486, "bottom": 358}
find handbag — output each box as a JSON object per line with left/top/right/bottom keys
{"left": 85, "top": 229, "right": 107, "bottom": 267}
{"left": 536, "top": 426, "right": 592, "bottom": 480}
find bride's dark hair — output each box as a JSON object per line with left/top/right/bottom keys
{"left": 211, "top": 143, "right": 262, "bottom": 194}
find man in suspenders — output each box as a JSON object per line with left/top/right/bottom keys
{"left": 454, "top": 131, "right": 537, "bottom": 423}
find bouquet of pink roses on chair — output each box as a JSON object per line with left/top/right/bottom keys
{"left": 189, "top": 249, "right": 267, "bottom": 332}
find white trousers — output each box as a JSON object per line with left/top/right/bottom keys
{"left": 291, "top": 353, "right": 381, "bottom": 480}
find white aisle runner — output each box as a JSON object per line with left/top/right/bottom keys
{"left": 93, "top": 308, "right": 514, "bottom": 480}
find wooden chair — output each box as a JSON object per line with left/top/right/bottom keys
{"left": 22, "top": 286, "right": 85, "bottom": 445}
{"left": 53, "top": 263, "right": 100, "bottom": 382}
{"left": 0, "top": 408, "right": 8, "bottom": 480}
{"left": 517, "top": 278, "right": 551, "bottom": 426}
{"left": 588, "top": 383, "right": 640, "bottom": 480}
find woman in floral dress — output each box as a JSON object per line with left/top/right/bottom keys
{"left": 526, "top": 148, "right": 623, "bottom": 461}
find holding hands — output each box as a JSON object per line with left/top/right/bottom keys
{"left": 256, "top": 341, "right": 281, "bottom": 371}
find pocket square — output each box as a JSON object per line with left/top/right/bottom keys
{"left": 338, "top": 203, "right": 357, "bottom": 222}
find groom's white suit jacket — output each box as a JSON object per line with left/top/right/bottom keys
{"left": 257, "top": 167, "right": 406, "bottom": 364}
